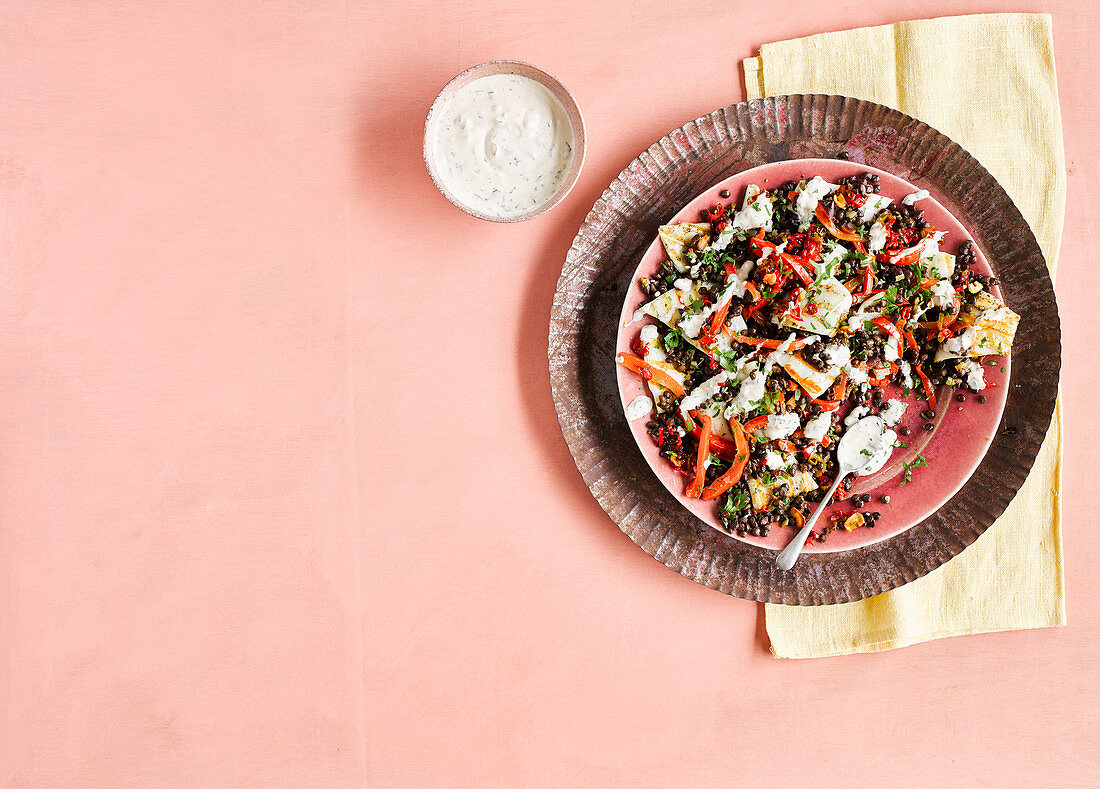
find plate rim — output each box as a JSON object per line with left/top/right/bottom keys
{"left": 548, "top": 94, "right": 1061, "bottom": 605}
{"left": 612, "top": 157, "right": 1011, "bottom": 554}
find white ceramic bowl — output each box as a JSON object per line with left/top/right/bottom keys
{"left": 423, "top": 60, "right": 587, "bottom": 222}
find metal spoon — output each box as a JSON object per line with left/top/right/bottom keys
{"left": 776, "top": 415, "right": 896, "bottom": 571}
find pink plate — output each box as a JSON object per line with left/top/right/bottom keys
{"left": 614, "top": 159, "right": 1010, "bottom": 553}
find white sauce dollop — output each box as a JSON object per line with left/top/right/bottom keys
{"left": 679, "top": 371, "right": 728, "bottom": 416}
{"left": 958, "top": 359, "right": 987, "bottom": 391}
{"left": 803, "top": 412, "right": 832, "bottom": 442}
{"left": 868, "top": 221, "right": 888, "bottom": 252}
{"left": 794, "top": 176, "right": 838, "bottom": 229}
{"left": 730, "top": 192, "right": 774, "bottom": 232}
{"left": 725, "top": 366, "right": 766, "bottom": 418}
{"left": 824, "top": 343, "right": 851, "bottom": 372}
{"left": 930, "top": 279, "right": 955, "bottom": 308}
{"left": 433, "top": 74, "right": 574, "bottom": 217}
{"left": 943, "top": 325, "right": 978, "bottom": 356}
{"left": 844, "top": 405, "right": 869, "bottom": 427}
{"left": 625, "top": 395, "right": 654, "bottom": 421}
{"left": 879, "top": 399, "right": 908, "bottom": 426}
{"left": 840, "top": 415, "right": 897, "bottom": 476}
{"left": 902, "top": 189, "right": 930, "bottom": 205}
{"left": 763, "top": 413, "right": 800, "bottom": 440}
{"left": 845, "top": 364, "right": 870, "bottom": 386}
{"left": 765, "top": 448, "right": 795, "bottom": 470}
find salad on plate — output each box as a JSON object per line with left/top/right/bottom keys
{"left": 617, "top": 171, "right": 1020, "bottom": 543}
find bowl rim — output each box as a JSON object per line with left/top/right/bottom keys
{"left": 423, "top": 59, "right": 587, "bottom": 223}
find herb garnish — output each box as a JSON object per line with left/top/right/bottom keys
{"left": 899, "top": 454, "right": 927, "bottom": 485}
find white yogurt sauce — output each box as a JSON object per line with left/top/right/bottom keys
{"left": 957, "top": 359, "right": 987, "bottom": 391}
{"left": 433, "top": 74, "right": 574, "bottom": 217}
{"left": 879, "top": 398, "right": 908, "bottom": 426}
{"left": 803, "top": 412, "right": 832, "bottom": 442}
{"left": 840, "top": 415, "right": 898, "bottom": 476}
{"left": 625, "top": 395, "right": 654, "bottom": 420}
{"left": 902, "top": 189, "right": 930, "bottom": 206}
{"left": 868, "top": 221, "right": 888, "bottom": 252}
{"left": 763, "top": 413, "right": 800, "bottom": 440}
{"left": 794, "top": 176, "right": 838, "bottom": 229}
{"left": 930, "top": 279, "right": 956, "bottom": 308}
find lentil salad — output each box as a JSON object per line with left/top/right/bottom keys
{"left": 617, "top": 172, "right": 1020, "bottom": 543}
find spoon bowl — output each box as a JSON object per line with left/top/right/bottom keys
{"left": 776, "top": 416, "right": 897, "bottom": 571}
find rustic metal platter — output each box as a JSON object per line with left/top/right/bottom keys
{"left": 548, "top": 94, "right": 1060, "bottom": 605}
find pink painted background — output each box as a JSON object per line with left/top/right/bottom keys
{"left": 1, "top": 1, "right": 1097, "bottom": 787}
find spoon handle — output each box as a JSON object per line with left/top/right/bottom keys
{"left": 776, "top": 470, "right": 845, "bottom": 571}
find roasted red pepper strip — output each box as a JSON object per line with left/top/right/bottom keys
{"left": 859, "top": 261, "right": 875, "bottom": 297}
{"left": 685, "top": 412, "right": 712, "bottom": 498}
{"left": 871, "top": 316, "right": 905, "bottom": 360}
{"left": 743, "top": 282, "right": 761, "bottom": 302}
{"left": 812, "top": 398, "right": 842, "bottom": 412}
{"left": 914, "top": 363, "right": 937, "bottom": 410}
{"left": 802, "top": 234, "right": 824, "bottom": 261}
{"left": 780, "top": 255, "right": 814, "bottom": 286}
{"left": 617, "top": 353, "right": 686, "bottom": 398}
{"left": 689, "top": 425, "right": 741, "bottom": 462}
{"left": 899, "top": 322, "right": 918, "bottom": 351}
{"left": 749, "top": 227, "right": 773, "bottom": 253}
{"left": 877, "top": 245, "right": 922, "bottom": 267}
{"left": 751, "top": 229, "right": 815, "bottom": 285}
{"left": 742, "top": 415, "right": 770, "bottom": 432}
{"left": 700, "top": 419, "right": 750, "bottom": 501}
{"left": 815, "top": 204, "right": 862, "bottom": 243}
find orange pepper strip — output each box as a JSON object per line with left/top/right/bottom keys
{"left": 744, "top": 282, "right": 762, "bottom": 302}
{"left": 832, "top": 370, "right": 849, "bottom": 402}
{"left": 815, "top": 204, "right": 862, "bottom": 243}
{"left": 742, "top": 415, "right": 770, "bottom": 432}
{"left": 685, "top": 412, "right": 712, "bottom": 499}
{"left": 701, "top": 296, "right": 734, "bottom": 345}
{"left": 701, "top": 419, "right": 750, "bottom": 501}
{"left": 724, "top": 332, "right": 810, "bottom": 351}
{"left": 617, "top": 353, "right": 686, "bottom": 398}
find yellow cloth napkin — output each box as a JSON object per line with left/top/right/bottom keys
{"left": 744, "top": 13, "right": 1066, "bottom": 657}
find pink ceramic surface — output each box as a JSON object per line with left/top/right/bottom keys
{"left": 615, "top": 159, "right": 1009, "bottom": 552}
{"left": 422, "top": 60, "right": 587, "bottom": 222}
{"left": 3, "top": 2, "right": 1098, "bottom": 787}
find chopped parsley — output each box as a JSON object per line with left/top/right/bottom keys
{"left": 722, "top": 488, "right": 751, "bottom": 514}
{"left": 899, "top": 454, "right": 927, "bottom": 485}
